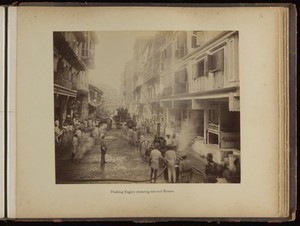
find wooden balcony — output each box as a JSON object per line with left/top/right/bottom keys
{"left": 174, "top": 82, "right": 188, "bottom": 94}
{"left": 53, "top": 32, "right": 86, "bottom": 71}
{"left": 143, "top": 71, "right": 159, "bottom": 83}
{"left": 54, "top": 73, "right": 75, "bottom": 90}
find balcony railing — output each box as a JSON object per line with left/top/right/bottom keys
{"left": 208, "top": 123, "right": 219, "bottom": 131}
{"left": 53, "top": 32, "right": 86, "bottom": 71}
{"left": 174, "top": 82, "right": 188, "bottom": 94}
{"left": 212, "top": 71, "right": 225, "bottom": 89}
{"left": 144, "top": 71, "right": 159, "bottom": 83}
{"left": 54, "top": 73, "right": 75, "bottom": 91}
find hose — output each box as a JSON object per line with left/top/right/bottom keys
{"left": 192, "top": 166, "right": 205, "bottom": 176}
{"left": 64, "top": 166, "right": 205, "bottom": 183}
{"left": 65, "top": 166, "right": 168, "bottom": 183}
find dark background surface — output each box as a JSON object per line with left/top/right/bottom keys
{"left": 0, "top": 0, "right": 298, "bottom": 225}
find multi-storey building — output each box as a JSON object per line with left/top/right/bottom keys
{"left": 131, "top": 36, "right": 150, "bottom": 116}
{"left": 123, "top": 33, "right": 167, "bottom": 121}
{"left": 53, "top": 31, "right": 98, "bottom": 125}
{"left": 121, "top": 30, "right": 240, "bottom": 167}
{"left": 122, "top": 59, "right": 135, "bottom": 111}
{"left": 88, "top": 84, "right": 103, "bottom": 115}
{"left": 141, "top": 32, "right": 168, "bottom": 122}
{"left": 160, "top": 31, "right": 240, "bottom": 166}
{"left": 119, "top": 31, "right": 240, "bottom": 167}
{"left": 122, "top": 36, "right": 150, "bottom": 116}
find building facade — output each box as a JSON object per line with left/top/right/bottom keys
{"left": 53, "top": 31, "right": 98, "bottom": 125}
{"left": 121, "top": 31, "right": 240, "bottom": 167}
{"left": 88, "top": 84, "right": 103, "bottom": 115}
{"left": 159, "top": 31, "right": 240, "bottom": 167}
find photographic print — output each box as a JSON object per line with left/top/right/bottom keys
{"left": 54, "top": 31, "right": 240, "bottom": 184}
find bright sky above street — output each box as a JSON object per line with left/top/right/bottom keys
{"left": 89, "top": 31, "right": 155, "bottom": 90}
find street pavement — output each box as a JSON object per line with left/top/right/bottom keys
{"left": 56, "top": 126, "right": 206, "bottom": 184}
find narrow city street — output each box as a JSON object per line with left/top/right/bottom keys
{"left": 56, "top": 125, "right": 206, "bottom": 184}
{"left": 54, "top": 31, "right": 240, "bottom": 185}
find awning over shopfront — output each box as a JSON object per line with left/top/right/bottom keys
{"left": 54, "top": 84, "right": 77, "bottom": 97}
{"left": 172, "top": 99, "right": 191, "bottom": 109}
{"left": 77, "top": 88, "right": 89, "bottom": 95}
{"left": 159, "top": 86, "right": 239, "bottom": 111}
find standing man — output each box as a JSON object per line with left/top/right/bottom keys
{"left": 179, "top": 153, "right": 193, "bottom": 183}
{"left": 106, "top": 118, "right": 112, "bottom": 131}
{"left": 128, "top": 127, "right": 134, "bottom": 146}
{"left": 165, "top": 149, "right": 178, "bottom": 183}
{"left": 100, "top": 133, "right": 107, "bottom": 166}
{"left": 204, "top": 153, "right": 217, "bottom": 183}
{"left": 133, "top": 127, "right": 138, "bottom": 148}
{"left": 149, "top": 143, "right": 165, "bottom": 183}
{"left": 55, "top": 120, "right": 63, "bottom": 148}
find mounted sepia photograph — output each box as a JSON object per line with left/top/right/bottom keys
{"left": 54, "top": 31, "right": 240, "bottom": 184}
{"left": 8, "top": 6, "right": 295, "bottom": 220}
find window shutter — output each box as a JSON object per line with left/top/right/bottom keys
{"left": 216, "top": 49, "right": 224, "bottom": 71}
{"left": 192, "top": 63, "right": 198, "bottom": 79}
{"left": 174, "top": 71, "right": 178, "bottom": 93}
{"left": 207, "top": 55, "right": 213, "bottom": 73}
{"left": 176, "top": 36, "right": 180, "bottom": 51}
{"left": 179, "top": 70, "right": 184, "bottom": 83}
{"left": 198, "top": 60, "right": 205, "bottom": 77}
{"left": 184, "top": 45, "right": 187, "bottom": 56}
{"left": 174, "top": 71, "right": 179, "bottom": 83}
{"left": 184, "top": 67, "right": 188, "bottom": 81}
{"left": 196, "top": 32, "right": 205, "bottom": 45}
{"left": 167, "top": 46, "right": 172, "bottom": 58}
{"left": 191, "top": 35, "right": 197, "bottom": 48}
{"left": 178, "top": 68, "right": 186, "bottom": 84}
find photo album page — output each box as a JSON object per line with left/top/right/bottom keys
{"left": 7, "top": 6, "right": 292, "bottom": 220}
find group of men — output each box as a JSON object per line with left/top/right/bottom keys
{"left": 71, "top": 118, "right": 108, "bottom": 165}
{"left": 149, "top": 146, "right": 193, "bottom": 183}
{"left": 204, "top": 153, "right": 241, "bottom": 183}
{"left": 115, "top": 106, "right": 128, "bottom": 122}
{"left": 55, "top": 115, "right": 109, "bottom": 165}
{"left": 148, "top": 134, "right": 193, "bottom": 183}
{"left": 56, "top": 113, "right": 240, "bottom": 183}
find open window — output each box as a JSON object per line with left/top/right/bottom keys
{"left": 160, "top": 45, "right": 172, "bottom": 71}
{"left": 191, "top": 31, "right": 205, "bottom": 48}
{"left": 175, "top": 32, "right": 187, "bottom": 58}
{"left": 174, "top": 68, "right": 188, "bottom": 94}
{"left": 208, "top": 48, "right": 224, "bottom": 72}
{"left": 192, "top": 58, "right": 207, "bottom": 79}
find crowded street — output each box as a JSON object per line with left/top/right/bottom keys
{"left": 55, "top": 122, "right": 207, "bottom": 184}
{"left": 54, "top": 31, "right": 240, "bottom": 184}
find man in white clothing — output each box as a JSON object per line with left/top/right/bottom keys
{"left": 165, "top": 149, "right": 178, "bottom": 183}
